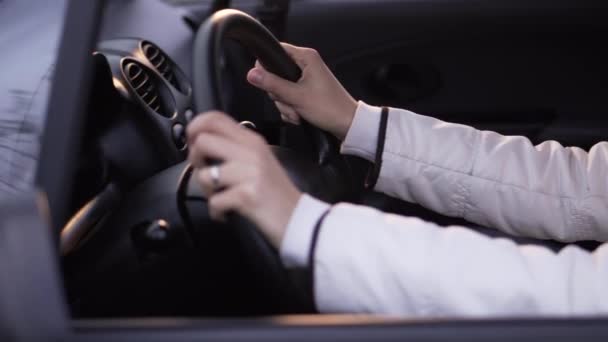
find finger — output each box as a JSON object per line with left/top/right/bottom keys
{"left": 188, "top": 133, "right": 246, "bottom": 168}
{"left": 280, "top": 113, "right": 293, "bottom": 125}
{"left": 195, "top": 161, "right": 248, "bottom": 196}
{"left": 280, "top": 113, "right": 300, "bottom": 126}
{"left": 251, "top": 61, "right": 273, "bottom": 101}
{"left": 251, "top": 60, "right": 272, "bottom": 89}
{"left": 186, "top": 111, "right": 242, "bottom": 144}
{"left": 207, "top": 184, "right": 254, "bottom": 222}
{"left": 246, "top": 67, "right": 301, "bottom": 104}
{"left": 254, "top": 59, "right": 264, "bottom": 70}
{"left": 275, "top": 101, "right": 301, "bottom": 124}
{"left": 279, "top": 42, "right": 302, "bottom": 55}
{"left": 196, "top": 165, "right": 221, "bottom": 198}
{"left": 192, "top": 167, "right": 213, "bottom": 199}
{"left": 274, "top": 101, "right": 297, "bottom": 117}
{"left": 279, "top": 43, "right": 311, "bottom": 67}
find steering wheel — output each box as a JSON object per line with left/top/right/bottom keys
{"left": 178, "top": 9, "right": 355, "bottom": 308}
{"left": 187, "top": 8, "right": 354, "bottom": 235}
{"left": 193, "top": 9, "right": 345, "bottom": 166}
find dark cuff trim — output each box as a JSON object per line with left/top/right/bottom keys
{"left": 365, "top": 106, "right": 390, "bottom": 189}
{"left": 308, "top": 207, "right": 332, "bottom": 312}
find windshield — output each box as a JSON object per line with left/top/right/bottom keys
{"left": 0, "top": 0, "right": 66, "bottom": 197}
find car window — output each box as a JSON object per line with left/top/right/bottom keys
{"left": 0, "top": 0, "right": 66, "bottom": 197}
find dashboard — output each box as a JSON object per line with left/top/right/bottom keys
{"left": 97, "top": 38, "right": 192, "bottom": 153}
{"left": 100, "top": 0, "right": 194, "bottom": 75}
{"left": 70, "top": 39, "right": 192, "bottom": 210}
{"left": 66, "top": 1, "right": 198, "bottom": 207}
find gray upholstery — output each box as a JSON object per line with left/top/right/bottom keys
{"left": 0, "top": 193, "right": 68, "bottom": 341}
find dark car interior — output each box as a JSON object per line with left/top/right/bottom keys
{"left": 3, "top": 0, "right": 608, "bottom": 341}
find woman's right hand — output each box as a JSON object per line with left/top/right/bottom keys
{"left": 246, "top": 43, "right": 358, "bottom": 141}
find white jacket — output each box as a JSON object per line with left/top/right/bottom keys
{"left": 279, "top": 101, "right": 608, "bottom": 317}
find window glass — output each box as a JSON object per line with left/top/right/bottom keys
{"left": 0, "top": 0, "right": 66, "bottom": 197}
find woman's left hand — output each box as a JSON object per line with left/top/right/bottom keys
{"left": 186, "top": 111, "right": 302, "bottom": 248}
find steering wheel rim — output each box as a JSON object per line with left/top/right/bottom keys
{"left": 192, "top": 9, "right": 338, "bottom": 166}
{"left": 193, "top": 9, "right": 300, "bottom": 110}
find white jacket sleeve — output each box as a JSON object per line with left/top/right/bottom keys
{"left": 341, "top": 102, "right": 608, "bottom": 242}
{"left": 280, "top": 195, "right": 608, "bottom": 316}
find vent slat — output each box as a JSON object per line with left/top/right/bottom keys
{"left": 142, "top": 42, "right": 182, "bottom": 91}
{"left": 157, "top": 59, "right": 170, "bottom": 74}
{"left": 153, "top": 54, "right": 166, "bottom": 69}
{"left": 146, "top": 94, "right": 159, "bottom": 106}
{"left": 132, "top": 74, "right": 151, "bottom": 92}
{"left": 140, "top": 90, "right": 154, "bottom": 102}
{"left": 141, "top": 91, "right": 157, "bottom": 105}
{"left": 123, "top": 61, "right": 170, "bottom": 117}
{"left": 145, "top": 46, "right": 160, "bottom": 61}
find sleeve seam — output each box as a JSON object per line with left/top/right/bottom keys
{"left": 461, "top": 130, "right": 481, "bottom": 220}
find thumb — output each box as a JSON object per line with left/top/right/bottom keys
{"left": 247, "top": 67, "right": 300, "bottom": 104}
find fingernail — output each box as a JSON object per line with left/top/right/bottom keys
{"left": 249, "top": 69, "right": 263, "bottom": 84}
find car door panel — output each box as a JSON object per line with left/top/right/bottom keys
{"left": 287, "top": 0, "right": 608, "bottom": 149}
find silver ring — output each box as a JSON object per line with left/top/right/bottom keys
{"left": 209, "top": 165, "right": 221, "bottom": 191}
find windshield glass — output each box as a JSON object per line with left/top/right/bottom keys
{"left": 0, "top": 0, "right": 66, "bottom": 197}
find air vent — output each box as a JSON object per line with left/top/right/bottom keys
{"left": 123, "top": 61, "right": 172, "bottom": 118}
{"left": 141, "top": 42, "right": 182, "bottom": 92}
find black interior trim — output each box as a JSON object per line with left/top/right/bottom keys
{"left": 307, "top": 208, "right": 332, "bottom": 312}
{"left": 72, "top": 316, "right": 608, "bottom": 341}
{"left": 365, "top": 106, "right": 389, "bottom": 189}
{"left": 36, "top": 0, "right": 106, "bottom": 237}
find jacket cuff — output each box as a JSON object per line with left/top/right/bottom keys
{"left": 280, "top": 194, "right": 331, "bottom": 268}
{"left": 340, "top": 101, "right": 383, "bottom": 161}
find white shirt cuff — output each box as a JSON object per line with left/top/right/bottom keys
{"left": 280, "top": 194, "right": 331, "bottom": 268}
{"left": 340, "top": 101, "right": 383, "bottom": 161}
